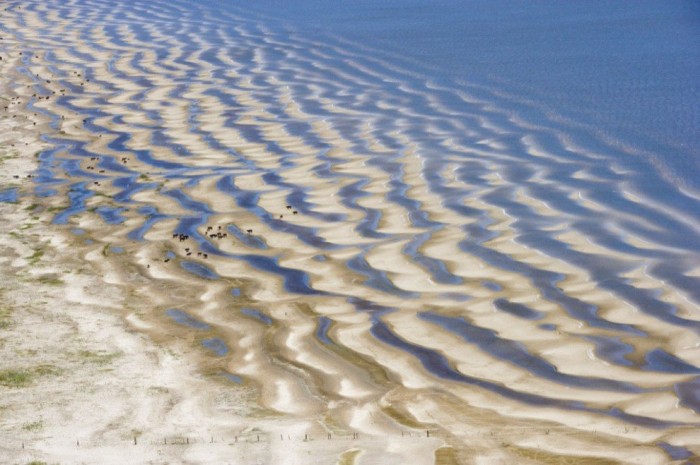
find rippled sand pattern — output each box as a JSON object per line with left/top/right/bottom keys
{"left": 3, "top": 0, "right": 700, "bottom": 462}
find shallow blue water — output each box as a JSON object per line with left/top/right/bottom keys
{"left": 235, "top": 0, "right": 700, "bottom": 193}
{"left": 202, "top": 337, "right": 230, "bottom": 356}
{"left": 166, "top": 309, "right": 211, "bottom": 330}
{"left": 0, "top": 188, "right": 19, "bottom": 203}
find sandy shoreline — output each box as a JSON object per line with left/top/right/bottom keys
{"left": 0, "top": 66, "right": 427, "bottom": 465}
{"left": 0, "top": 27, "right": 447, "bottom": 465}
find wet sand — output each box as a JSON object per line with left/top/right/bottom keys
{"left": 1, "top": 1, "right": 700, "bottom": 464}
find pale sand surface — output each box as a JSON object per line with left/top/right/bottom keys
{"left": 0, "top": 41, "right": 446, "bottom": 465}
{"left": 2, "top": 2, "right": 700, "bottom": 464}
{"left": 0, "top": 80, "right": 455, "bottom": 465}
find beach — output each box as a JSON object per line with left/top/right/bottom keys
{"left": 1, "top": 1, "right": 699, "bottom": 464}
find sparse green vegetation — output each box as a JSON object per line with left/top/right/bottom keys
{"left": 37, "top": 275, "right": 63, "bottom": 286}
{"left": 27, "top": 248, "right": 44, "bottom": 264}
{"left": 21, "top": 420, "right": 43, "bottom": 432}
{"left": 0, "top": 307, "right": 11, "bottom": 329}
{"left": 0, "top": 365, "right": 61, "bottom": 388}
{"left": 25, "top": 203, "right": 38, "bottom": 211}
{"left": 0, "top": 369, "right": 33, "bottom": 387}
{"left": 26, "top": 461, "right": 48, "bottom": 465}
{"left": 33, "top": 365, "right": 61, "bottom": 376}
{"left": 75, "top": 350, "right": 122, "bottom": 366}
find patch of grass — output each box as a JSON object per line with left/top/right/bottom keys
{"left": 0, "top": 365, "right": 62, "bottom": 388}
{"left": 25, "top": 203, "right": 38, "bottom": 211}
{"left": 21, "top": 420, "right": 43, "bottom": 432}
{"left": 0, "top": 307, "right": 11, "bottom": 329}
{"left": 33, "top": 365, "right": 61, "bottom": 376}
{"left": 75, "top": 350, "right": 122, "bottom": 366}
{"left": 26, "top": 461, "right": 48, "bottom": 465}
{"left": 37, "top": 275, "right": 63, "bottom": 286}
{"left": 0, "top": 369, "right": 33, "bottom": 387}
{"left": 27, "top": 248, "right": 44, "bottom": 264}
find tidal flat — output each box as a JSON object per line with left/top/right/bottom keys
{"left": 1, "top": 1, "right": 699, "bottom": 464}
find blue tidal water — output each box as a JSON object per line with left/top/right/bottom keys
{"left": 231, "top": 0, "right": 700, "bottom": 195}
{"left": 166, "top": 309, "right": 211, "bottom": 330}
{"left": 0, "top": 188, "right": 19, "bottom": 203}
{"left": 316, "top": 316, "right": 334, "bottom": 345}
{"left": 202, "top": 337, "right": 230, "bottom": 356}
{"left": 241, "top": 308, "right": 273, "bottom": 325}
